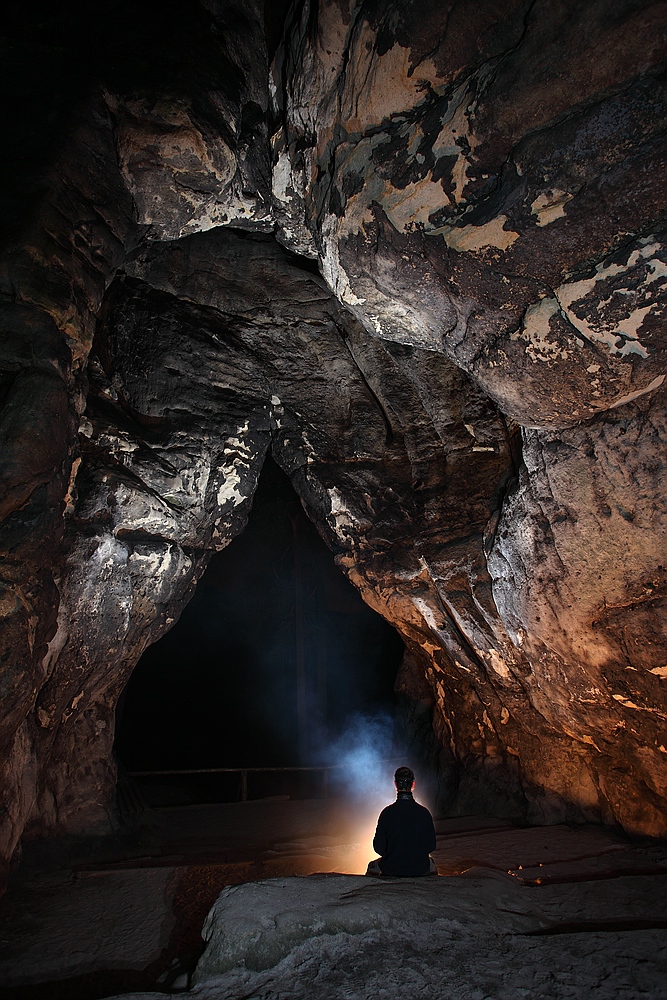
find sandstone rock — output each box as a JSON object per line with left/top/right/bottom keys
{"left": 108, "top": 0, "right": 273, "bottom": 239}
{"left": 278, "top": 0, "right": 667, "bottom": 426}
{"left": 105, "top": 872, "right": 667, "bottom": 1000}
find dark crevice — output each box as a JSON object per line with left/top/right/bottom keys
{"left": 334, "top": 322, "right": 396, "bottom": 446}
{"left": 524, "top": 919, "right": 667, "bottom": 936}
{"left": 264, "top": 0, "right": 298, "bottom": 65}
{"left": 273, "top": 239, "right": 322, "bottom": 277}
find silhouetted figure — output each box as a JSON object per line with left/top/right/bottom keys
{"left": 366, "top": 766, "right": 437, "bottom": 877}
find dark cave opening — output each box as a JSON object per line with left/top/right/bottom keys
{"left": 114, "top": 456, "right": 406, "bottom": 803}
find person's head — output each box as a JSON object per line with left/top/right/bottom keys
{"left": 394, "top": 766, "right": 415, "bottom": 793}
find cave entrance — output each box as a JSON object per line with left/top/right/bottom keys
{"left": 114, "top": 457, "right": 405, "bottom": 806}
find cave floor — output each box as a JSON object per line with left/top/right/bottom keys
{"left": 0, "top": 800, "right": 665, "bottom": 1000}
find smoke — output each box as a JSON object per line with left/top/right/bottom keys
{"left": 315, "top": 712, "right": 403, "bottom": 874}
{"left": 325, "top": 712, "right": 399, "bottom": 812}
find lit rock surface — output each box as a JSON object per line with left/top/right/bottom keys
{"left": 107, "top": 872, "right": 667, "bottom": 1000}
{"left": 279, "top": 1, "right": 667, "bottom": 425}
{"left": 0, "top": 0, "right": 666, "bottom": 885}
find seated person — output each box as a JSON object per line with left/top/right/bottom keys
{"left": 366, "top": 766, "right": 437, "bottom": 877}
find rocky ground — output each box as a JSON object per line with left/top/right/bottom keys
{"left": 0, "top": 800, "right": 665, "bottom": 1000}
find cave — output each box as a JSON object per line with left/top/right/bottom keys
{"left": 114, "top": 455, "right": 406, "bottom": 803}
{"left": 1, "top": 0, "right": 667, "bottom": 995}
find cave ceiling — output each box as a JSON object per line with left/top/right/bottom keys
{"left": 1, "top": 0, "right": 666, "bottom": 885}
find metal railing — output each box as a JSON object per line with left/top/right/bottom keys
{"left": 127, "top": 765, "right": 339, "bottom": 801}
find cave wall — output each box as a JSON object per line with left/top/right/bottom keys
{"left": 1, "top": 0, "right": 666, "bottom": 886}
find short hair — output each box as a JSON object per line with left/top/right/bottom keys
{"left": 394, "top": 766, "right": 415, "bottom": 790}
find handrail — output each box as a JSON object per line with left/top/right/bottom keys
{"left": 127, "top": 764, "right": 341, "bottom": 802}
{"left": 127, "top": 766, "right": 337, "bottom": 776}
{"left": 125, "top": 761, "right": 403, "bottom": 802}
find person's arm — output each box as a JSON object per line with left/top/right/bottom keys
{"left": 424, "top": 809, "right": 436, "bottom": 854}
{"left": 373, "top": 810, "right": 388, "bottom": 856}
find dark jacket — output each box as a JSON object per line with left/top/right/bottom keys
{"left": 372, "top": 793, "right": 436, "bottom": 876}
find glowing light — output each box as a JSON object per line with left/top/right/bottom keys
{"left": 330, "top": 816, "right": 380, "bottom": 875}
{"left": 319, "top": 712, "right": 400, "bottom": 873}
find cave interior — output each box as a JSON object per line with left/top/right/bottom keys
{"left": 1, "top": 0, "right": 667, "bottom": 994}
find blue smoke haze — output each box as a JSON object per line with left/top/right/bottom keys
{"left": 325, "top": 712, "right": 402, "bottom": 809}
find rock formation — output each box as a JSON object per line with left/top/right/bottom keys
{"left": 1, "top": 0, "right": 666, "bottom": 887}
{"left": 182, "top": 873, "right": 667, "bottom": 998}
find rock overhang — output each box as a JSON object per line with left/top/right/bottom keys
{"left": 0, "top": 0, "right": 666, "bottom": 890}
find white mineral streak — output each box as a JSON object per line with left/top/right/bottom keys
{"left": 434, "top": 215, "right": 520, "bottom": 253}
{"left": 327, "top": 487, "right": 356, "bottom": 540}
{"left": 272, "top": 150, "right": 295, "bottom": 205}
{"left": 486, "top": 648, "right": 511, "bottom": 679}
{"left": 216, "top": 468, "right": 244, "bottom": 507}
{"left": 612, "top": 694, "right": 667, "bottom": 719}
{"left": 128, "top": 544, "right": 193, "bottom": 613}
{"left": 649, "top": 665, "right": 667, "bottom": 678}
{"left": 96, "top": 429, "right": 139, "bottom": 455}
{"left": 516, "top": 297, "right": 568, "bottom": 363}
{"left": 138, "top": 448, "right": 210, "bottom": 512}
{"left": 79, "top": 536, "right": 132, "bottom": 640}
{"left": 110, "top": 482, "right": 180, "bottom": 537}
{"left": 530, "top": 189, "right": 574, "bottom": 226}
{"left": 176, "top": 449, "right": 211, "bottom": 505}
{"left": 554, "top": 238, "right": 667, "bottom": 359}
{"left": 86, "top": 535, "right": 128, "bottom": 585}
{"left": 410, "top": 595, "right": 444, "bottom": 636}
{"left": 216, "top": 423, "right": 251, "bottom": 508}
{"left": 320, "top": 214, "right": 366, "bottom": 306}
{"left": 130, "top": 548, "right": 164, "bottom": 578}
{"left": 271, "top": 144, "right": 318, "bottom": 255}
{"left": 611, "top": 374, "right": 666, "bottom": 408}
{"left": 339, "top": 24, "right": 443, "bottom": 134}
{"left": 38, "top": 597, "right": 69, "bottom": 695}
{"left": 298, "top": 428, "right": 317, "bottom": 466}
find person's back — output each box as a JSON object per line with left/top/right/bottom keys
{"left": 367, "top": 766, "right": 437, "bottom": 877}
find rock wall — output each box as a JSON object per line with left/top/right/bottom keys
{"left": 1, "top": 0, "right": 666, "bottom": 887}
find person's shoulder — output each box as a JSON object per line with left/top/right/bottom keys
{"left": 414, "top": 800, "right": 434, "bottom": 817}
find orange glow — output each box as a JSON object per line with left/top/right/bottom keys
{"left": 337, "top": 815, "right": 380, "bottom": 875}
{"left": 323, "top": 790, "right": 437, "bottom": 875}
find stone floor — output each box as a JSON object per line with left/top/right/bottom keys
{"left": 0, "top": 799, "right": 666, "bottom": 999}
